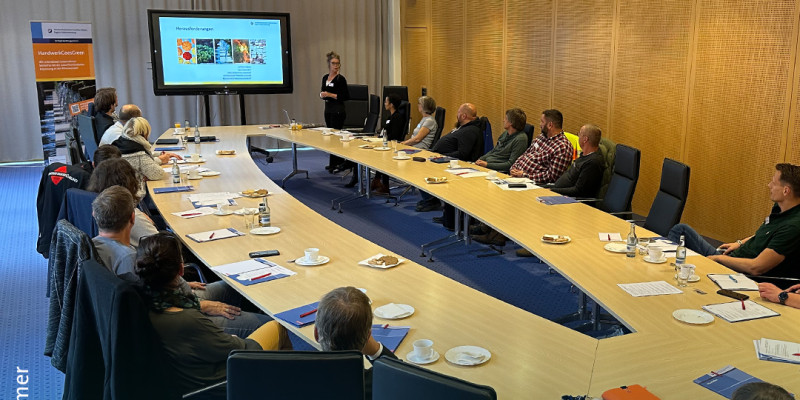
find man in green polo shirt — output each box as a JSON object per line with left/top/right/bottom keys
{"left": 474, "top": 107, "right": 529, "bottom": 173}
{"left": 668, "top": 163, "right": 800, "bottom": 278}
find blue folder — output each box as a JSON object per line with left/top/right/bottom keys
{"left": 371, "top": 325, "right": 410, "bottom": 352}
{"left": 694, "top": 366, "right": 763, "bottom": 399}
{"left": 537, "top": 195, "right": 578, "bottom": 205}
{"left": 153, "top": 186, "right": 194, "bottom": 194}
{"left": 275, "top": 301, "right": 321, "bottom": 327}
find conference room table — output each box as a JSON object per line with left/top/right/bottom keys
{"left": 149, "top": 125, "right": 800, "bottom": 398}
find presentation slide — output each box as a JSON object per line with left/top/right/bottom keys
{"left": 158, "top": 17, "right": 284, "bottom": 86}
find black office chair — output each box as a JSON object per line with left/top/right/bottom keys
{"left": 642, "top": 158, "right": 690, "bottom": 237}
{"left": 474, "top": 116, "right": 491, "bottom": 161}
{"left": 343, "top": 84, "right": 369, "bottom": 131}
{"left": 227, "top": 350, "right": 365, "bottom": 399}
{"left": 523, "top": 123, "right": 535, "bottom": 147}
{"left": 66, "top": 127, "right": 88, "bottom": 165}
{"left": 601, "top": 144, "right": 641, "bottom": 214}
{"left": 398, "top": 100, "right": 411, "bottom": 139}
{"left": 372, "top": 356, "right": 497, "bottom": 400}
{"left": 76, "top": 113, "right": 98, "bottom": 163}
{"left": 430, "top": 106, "right": 446, "bottom": 148}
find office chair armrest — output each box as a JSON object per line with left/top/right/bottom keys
{"left": 183, "top": 380, "right": 226, "bottom": 399}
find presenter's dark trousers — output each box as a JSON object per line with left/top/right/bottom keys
{"left": 325, "top": 112, "right": 347, "bottom": 169}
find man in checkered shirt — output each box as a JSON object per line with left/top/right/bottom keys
{"left": 509, "top": 109, "right": 574, "bottom": 184}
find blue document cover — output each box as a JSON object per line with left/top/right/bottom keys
{"left": 536, "top": 195, "right": 578, "bottom": 205}
{"left": 153, "top": 185, "right": 194, "bottom": 194}
{"left": 371, "top": 325, "right": 410, "bottom": 352}
{"left": 275, "top": 301, "right": 321, "bottom": 327}
{"left": 694, "top": 365, "right": 762, "bottom": 399}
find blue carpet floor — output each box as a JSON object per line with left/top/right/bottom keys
{"left": 0, "top": 166, "right": 64, "bottom": 398}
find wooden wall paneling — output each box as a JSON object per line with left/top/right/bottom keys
{"left": 505, "top": 0, "right": 554, "bottom": 129}
{"left": 464, "top": 0, "right": 505, "bottom": 141}
{"left": 402, "top": 27, "right": 430, "bottom": 132}
{"left": 552, "top": 0, "right": 615, "bottom": 136}
{"left": 609, "top": 0, "right": 695, "bottom": 216}
{"left": 402, "top": 0, "right": 429, "bottom": 27}
{"left": 683, "top": 0, "right": 797, "bottom": 241}
{"left": 787, "top": 2, "right": 800, "bottom": 165}
{"left": 429, "top": 0, "right": 465, "bottom": 135}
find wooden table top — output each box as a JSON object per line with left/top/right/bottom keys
{"left": 149, "top": 125, "right": 800, "bottom": 398}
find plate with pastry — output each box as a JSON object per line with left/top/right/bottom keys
{"left": 239, "top": 189, "right": 269, "bottom": 198}
{"left": 541, "top": 234, "right": 571, "bottom": 244}
{"left": 358, "top": 253, "right": 405, "bottom": 269}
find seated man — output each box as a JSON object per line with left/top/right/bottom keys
{"left": 91, "top": 186, "right": 270, "bottom": 337}
{"left": 549, "top": 123, "right": 605, "bottom": 198}
{"left": 509, "top": 109, "right": 573, "bottom": 184}
{"left": 99, "top": 104, "right": 141, "bottom": 146}
{"left": 93, "top": 87, "right": 118, "bottom": 141}
{"left": 758, "top": 281, "right": 800, "bottom": 310}
{"left": 668, "top": 163, "right": 800, "bottom": 278}
{"left": 315, "top": 287, "right": 397, "bottom": 400}
{"left": 416, "top": 103, "right": 482, "bottom": 213}
{"left": 474, "top": 108, "right": 529, "bottom": 174}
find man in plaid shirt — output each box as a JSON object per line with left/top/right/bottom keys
{"left": 509, "top": 109, "right": 574, "bottom": 184}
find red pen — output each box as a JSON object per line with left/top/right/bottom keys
{"left": 741, "top": 300, "right": 746, "bottom": 310}
{"left": 181, "top": 212, "right": 203, "bottom": 217}
{"left": 792, "top": 353, "right": 800, "bottom": 356}
{"left": 249, "top": 272, "right": 272, "bottom": 281}
{"left": 607, "top": 234, "right": 611, "bottom": 241}
{"left": 209, "top": 232, "right": 215, "bottom": 240}
{"left": 299, "top": 308, "right": 317, "bottom": 318}
{"left": 382, "top": 324, "right": 389, "bottom": 329}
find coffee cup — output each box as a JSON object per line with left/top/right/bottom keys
{"left": 647, "top": 246, "right": 663, "bottom": 261}
{"left": 488, "top": 170, "right": 498, "bottom": 178}
{"left": 397, "top": 151, "right": 407, "bottom": 158}
{"left": 449, "top": 160, "right": 460, "bottom": 168}
{"left": 190, "top": 153, "right": 201, "bottom": 162}
{"left": 304, "top": 248, "right": 320, "bottom": 263}
{"left": 412, "top": 339, "right": 434, "bottom": 360}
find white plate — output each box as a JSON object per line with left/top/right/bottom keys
{"left": 249, "top": 227, "right": 281, "bottom": 235}
{"left": 672, "top": 309, "right": 714, "bottom": 325}
{"left": 187, "top": 175, "right": 203, "bottom": 180}
{"left": 233, "top": 207, "right": 260, "bottom": 215}
{"left": 358, "top": 253, "right": 405, "bottom": 269}
{"left": 374, "top": 146, "right": 392, "bottom": 151}
{"left": 444, "top": 346, "right": 492, "bottom": 366}
{"left": 358, "top": 144, "right": 375, "bottom": 149}
{"left": 199, "top": 171, "right": 220, "bottom": 177}
{"left": 505, "top": 177, "right": 528, "bottom": 183}
{"left": 604, "top": 242, "right": 629, "bottom": 253}
{"left": 541, "top": 235, "right": 571, "bottom": 244}
{"left": 294, "top": 255, "right": 330, "bottom": 266}
{"left": 179, "top": 158, "right": 206, "bottom": 164}
{"left": 643, "top": 256, "right": 668, "bottom": 264}
{"left": 406, "top": 350, "right": 440, "bottom": 365}
{"left": 213, "top": 210, "right": 234, "bottom": 216}
{"left": 373, "top": 303, "right": 415, "bottom": 320}
{"left": 393, "top": 156, "right": 411, "bottom": 160}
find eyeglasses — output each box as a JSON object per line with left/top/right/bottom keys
{"left": 330, "top": 61, "right": 341, "bottom": 65}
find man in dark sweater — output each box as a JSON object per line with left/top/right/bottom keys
{"left": 550, "top": 124, "right": 605, "bottom": 198}
{"left": 93, "top": 87, "right": 118, "bottom": 144}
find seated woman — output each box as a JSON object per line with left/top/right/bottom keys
{"left": 87, "top": 157, "right": 158, "bottom": 247}
{"left": 111, "top": 117, "right": 181, "bottom": 199}
{"left": 371, "top": 94, "right": 405, "bottom": 194}
{"left": 401, "top": 96, "right": 438, "bottom": 150}
{"left": 136, "top": 232, "right": 291, "bottom": 394}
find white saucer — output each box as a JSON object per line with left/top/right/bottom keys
{"left": 444, "top": 346, "right": 491, "bottom": 366}
{"left": 340, "top": 138, "right": 355, "bottom": 142}
{"left": 213, "top": 210, "right": 234, "bottom": 216}
{"left": 187, "top": 175, "right": 203, "bottom": 180}
{"left": 179, "top": 158, "right": 206, "bottom": 164}
{"left": 603, "top": 242, "right": 629, "bottom": 253}
{"left": 199, "top": 171, "right": 220, "bottom": 177}
{"left": 373, "top": 303, "right": 415, "bottom": 319}
{"left": 233, "top": 207, "right": 260, "bottom": 215}
{"left": 406, "top": 351, "right": 439, "bottom": 365}
{"left": 249, "top": 227, "right": 281, "bottom": 235}
{"left": 643, "top": 256, "right": 668, "bottom": 264}
{"left": 505, "top": 177, "right": 527, "bottom": 184}
{"left": 294, "top": 255, "right": 330, "bottom": 266}
{"left": 393, "top": 156, "right": 411, "bottom": 160}
{"left": 675, "top": 274, "right": 701, "bottom": 282}
{"left": 672, "top": 309, "right": 714, "bottom": 325}
{"left": 374, "top": 146, "right": 392, "bottom": 151}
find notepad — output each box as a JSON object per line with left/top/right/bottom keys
{"left": 753, "top": 338, "right": 800, "bottom": 364}
{"left": 152, "top": 185, "right": 194, "bottom": 194}
{"left": 275, "top": 301, "right": 321, "bottom": 327}
{"left": 212, "top": 258, "right": 295, "bottom": 286}
{"left": 707, "top": 274, "right": 759, "bottom": 291}
{"left": 694, "top": 365, "right": 763, "bottom": 399}
{"left": 172, "top": 207, "right": 216, "bottom": 218}
{"left": 371, "top": 325, "right": 410, "bottom": 352}
{"left": 537, "top": 196, "right": 578, "bottom": 205}
{"left": 186, "top": 228, "right": 245, "bottom": 243}
{"left": 702, "top": 300, "right": 779, "bottom": 323}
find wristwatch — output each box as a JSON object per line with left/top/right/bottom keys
{"left": 778, "top": 291, "right": 789, "bottom": 305}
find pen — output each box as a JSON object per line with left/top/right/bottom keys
{"left": 249, "top": 272, "right": 272, "bottom": 281}
{"left": 607, "top": 234, "right": 611, "bottom": 241}
{"left": 792, "top": 353, "right": 800, "bottom": 356}
{"left": 299, "top": 308, "right": 317, "bottom": 318}
{"left": 729, "top": 274, "right": 738, "bottom": 283}
{"left": 741, "top": 300, "right": 746, "bottom": 310}
{"left": 181, "top": 212, "right": 203, "bottom": 217}
{"left": 382, "top": 324, "right": 389, "bottom": 329}
{"left": 209, "top": 232, "right": 215, "bottom": 240}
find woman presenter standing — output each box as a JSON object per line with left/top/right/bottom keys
{"left": 320, "top": 51, "right": 350, "bottom": 172}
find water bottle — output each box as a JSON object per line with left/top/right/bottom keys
{"left": 259, "top": 197, "right": 271, "bottom": 227}
{"left": 626, "top": 222, "right": 637, "bottom": 258}
{"left": 184, "top": 119, "right": 190, "bottom": 134}
{"left": 171, "top": 159, "right": 180, "bottom": 184}
{"left": 676, "top": 235, "right": 687, "bottom": 265}
{"left": 382, "top": 128, "right": 388, "bottom": 148}
{"left": 194, "top": 124, "right": 200, "bottom": 144}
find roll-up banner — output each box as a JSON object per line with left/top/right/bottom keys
{"left": 31, "top": 21, "right": 95, "bottom": 163}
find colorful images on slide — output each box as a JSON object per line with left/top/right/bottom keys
{"left": 176, "top": 38, "right": 267, "bottom": 65}
{"left": 177, "top": 39, "right": 196, "bottom": 64}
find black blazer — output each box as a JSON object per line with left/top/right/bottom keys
{"left": 383, "top": 110, "right": 406, "bottom": 141}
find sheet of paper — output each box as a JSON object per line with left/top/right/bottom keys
{"left": 212, "top": 258, "right": 296, "bottom": 286}
{"left": 754, "top": 338, "right": 800, "bottom": 363}
{"left": 702, "top": 300, "right": 779, "bottom": 322}
{"left": 617, "top": 281, "right": 683, "bottom": 297}
{"left": 171, "top": 207, "right": 216, "bottom": 219}
{"left": 445, "top": 167, "right": 480, "bottom": 175}
{"left": 599, "top": 233, "right": 622, "bottom": 241}
{"left": 162, "top": 165, "right": 209, "bottom": 174}
{"left": 707, "top": 274, "right": 759, "bottom": 291}
{"left": 186, "top": 228, "right": 244, "bottom": 243}
{"left": 649, "top": 239, "right": 700, "bottom": 257}
{"left": 488, "top": 179, "right": 541, "bottom": 191}
{"left": 187, "top": 191, "right": 242, "bottom": 207}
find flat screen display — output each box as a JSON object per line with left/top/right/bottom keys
{"left": 147, "top": 9, "right": 293, "bottom": 95}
